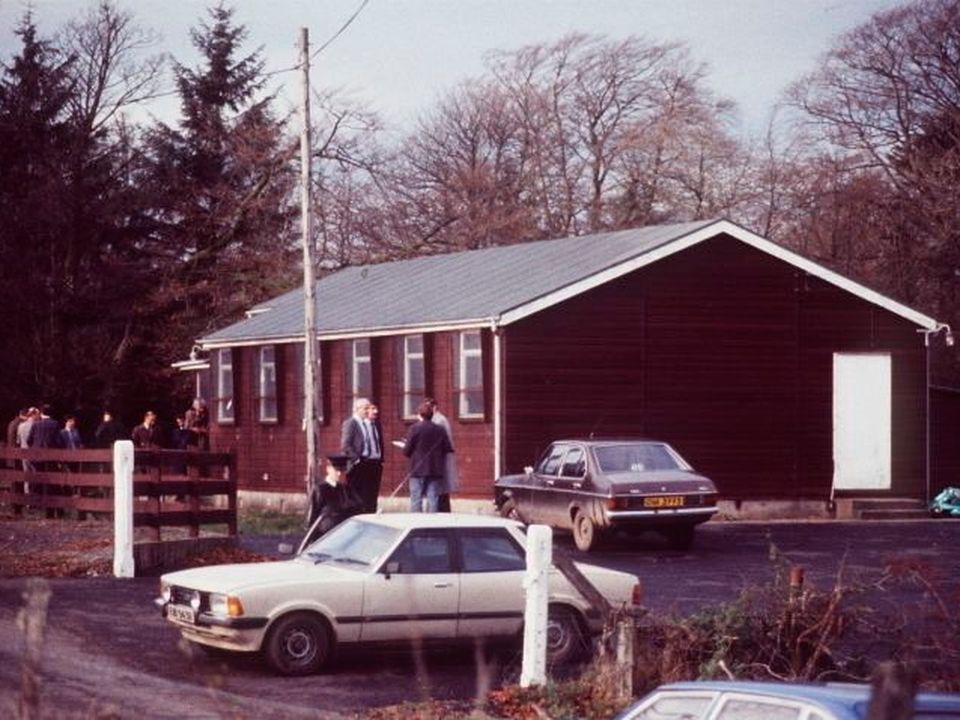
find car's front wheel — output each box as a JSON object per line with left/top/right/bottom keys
{"left": 264, "top": 612, "right": 331, "bottom": 676}
{"left": 546, "top": 605, "right": 586, "bottom": 665}
{"left": 572, "top": 509, "right": 598, "bottom": 552}
{"left": 499, "top": 497, "right": 522, "bottom": 522}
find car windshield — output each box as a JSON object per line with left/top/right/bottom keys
{"left": 300, "top": 518, "right": 401, "bottom": 569}
{"left": 593, "top": 443, "right": 690, "bottom": 473}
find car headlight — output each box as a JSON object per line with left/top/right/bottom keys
{"left": 159, "top": 581, "right": 171, "bottom": 603}
{"left": 209, "top": 593, "right": 245, "bottom": 617}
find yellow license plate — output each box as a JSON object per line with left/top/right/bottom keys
{"left": 644, "top": 496, "right": 684, "bottom": 508}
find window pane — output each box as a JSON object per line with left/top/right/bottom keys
{"left": 536, "top": 445, "right": 566, "bottom": 475}
{"left": 630, "top": 694, "right": 713, "bottom": 719}
{"left": 406, "top": 335, "right": 423, "bottom": 354}
{"left": 388, "top": 534, "right": 452, "bottom": 574}
{"left": 560, "top": 448, "right": 586, "bottom": 478}
{"left": 463, "top": 389, "right": 483, "bottom": 416}
{"left": 259, "top": 346, "right": 277, "bottom": 422}
{"left": 401, "top": 334, "right": 425, "bottom": 418}
{"left": 353, "top": 339, "right": 372, "bottom": 398}
{"left": 716, "top": 699, "right": 801, "bottom": 720}
{"left": 217, "top": 349, "right": 234, "bottom": 422}
{"left": 458, "top": 331, "right": 483, "bottom": 417}
{"left": 461, "top": 532, "right": 525, "bottom": 572}
{"left": 464, "top": 354, "right": 481, "bottom": 387}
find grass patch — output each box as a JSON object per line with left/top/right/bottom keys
{"left": 237, "top": 507, "right": 305, "bottom": 535}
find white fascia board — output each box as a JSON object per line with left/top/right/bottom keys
{"left": 199, "top": 336, "right": 308, "bottom": 350}
{"left": 498, "top": 219, "right": 939, "bottom": 330}
{"left": 315, "top": 319, "right": 490, "bottom": 341}
{"left": 170, "top": 359, "right": 211, "bottom": 371}
{"left": 199, "top": 319, "right": 490, "bottom": 349}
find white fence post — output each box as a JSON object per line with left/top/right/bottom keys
{"left": 113, "top": 440, "right": 135, "bottom": 578}
{"left": 520, "top": 524, "right": 552, "bottom": 688}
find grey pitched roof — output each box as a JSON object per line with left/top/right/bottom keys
{"left": 198, "top": 218, "right": 938, "bottom": 347}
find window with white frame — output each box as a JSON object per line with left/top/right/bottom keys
{"left": 402, "top": 334, "right": 425, "bottom": 419}
{"left": 458, "top": 330, "right": 483, "bottom": 418}
{"left": 351, "top": 338, "right": 372, "bottom": 402}
{"left": 216, "top": 348, "right": 235, "bottom": 423}
{"left": 258, "top": 345, "right": 278, "bottom": 422}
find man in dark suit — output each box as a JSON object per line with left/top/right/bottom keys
{"left": 403, "top": 402, "right": 453, "bottom": 512}
{"left": 26, "top": 404, "right": 64, "bottom": 517}
{"left": 340, "top": 398, "right": 384, "bottom": 514}
{"left": 27, "top": 405, "right": 63, "bottom": 449}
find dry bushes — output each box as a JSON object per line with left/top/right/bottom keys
{"left": 631, "top": 544, "right": 960, "bottom": 696}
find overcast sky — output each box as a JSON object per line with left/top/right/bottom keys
{"left": 0, "top": 0, "right": 905, "bottom": 136}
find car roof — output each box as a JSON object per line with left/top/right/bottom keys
{"left": 353, "top": 512, "right": 524, "bottom": 531}
{"left": 653, "top": 681, "right": 869, "bottom": 716}
{"left": 551, "top": 438, "right": 668, "bottom": 446}
{"left": 652, "top": 681, "right": 960, "bottom": 714}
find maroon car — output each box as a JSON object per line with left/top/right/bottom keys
{"left": 494, "top": 439, "right": 718, "bottom": 551}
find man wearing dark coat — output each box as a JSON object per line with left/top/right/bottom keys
{"left": 340, "top": 397, "right": 384, "bottom": 514}
{"left": 27, "top": 405, "right": 64, "bottom": 517}
{"left": 131, "top": 411, "right": 163, "bottom": 449}
{"left": 27, "top": 405, "right": 63, "bottom": 449}
{"left": 403, "top": 402, "right": 453, "bottom": 513}
{"left": 94, "top": 411, "right": 126, "bottom": 449}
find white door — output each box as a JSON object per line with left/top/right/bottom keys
{"left": 361, "top": 531, "right": 460, "bottom": 642}
{"left": 833, "top": 353, "right": 892, "bottom": 491}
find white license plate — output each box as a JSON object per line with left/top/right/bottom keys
{"left": 168, "top": 604, "right": 196, "bottom": 624}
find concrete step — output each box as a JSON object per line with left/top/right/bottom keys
{"left": 835, "top": 497, "right": 928, "bottom": 520}
{"left": 850, "top": 497, "right": 926, "bottom": 513}
{"left": 858, "top": 508, "right": 931, "bottom": 520}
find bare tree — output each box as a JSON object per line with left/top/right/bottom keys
{"left": 60, "top": 0, "right": 163, "bottom": 138}
{"left": 783, "top": 0, "right": 960, "bottom": 359}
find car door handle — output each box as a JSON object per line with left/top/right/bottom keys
{"left": 545, "top": 479, "right": 555, "bottom": 486}
{"left": 433, "top": 581, "right": 452, "bottom": 589}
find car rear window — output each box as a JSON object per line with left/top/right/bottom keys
{"left": 594, "top": 443, "right": 685, "bottom": 473}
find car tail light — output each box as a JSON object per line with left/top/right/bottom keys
{"left": 631, "top": 581, "right": 643, "bottom": 606}
{"left": 606, "top": 497, "right": 628, "bottom": 510}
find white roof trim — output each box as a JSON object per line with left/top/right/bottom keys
{"left": 498, "top": 219, "right": 938, "bottom": 330}
{"left": 199, "top": 336, "right": 305, "bottom": 350}
{"left": 170, "top": 359, "right": 211, "bottom": 372}
{"left": 200, "top": 319, "right": 490, "bottom": 349}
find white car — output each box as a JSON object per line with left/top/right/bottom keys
{"left": 156, "top": 513, "right": 640, "bottom": 675}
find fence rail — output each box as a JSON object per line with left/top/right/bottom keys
{"left": 0, "top": 446, "right": 237, "bottom": 538}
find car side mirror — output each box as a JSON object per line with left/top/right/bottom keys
{"left": 524, "top": 465, "right": 534, "bottom": 476}
{"left": 384, "top": 560, "right": 400, "bottom": 579}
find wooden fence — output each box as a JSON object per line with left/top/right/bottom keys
{"left": 0, "top": 447, "right": 237, "bottom": 538}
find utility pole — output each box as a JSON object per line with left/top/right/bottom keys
{"left": 300, "top": 27, "right": 319, "bottom": 520}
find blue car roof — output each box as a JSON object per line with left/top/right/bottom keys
{"left": 648, "top": 681, "right": 960, "bottom": 717}
{"left": 657, "top": 681, "right": 869, "bottom": 716}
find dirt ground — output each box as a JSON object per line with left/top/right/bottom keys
{"left": 0, "top": 510, "right": 269, "bottom": 578}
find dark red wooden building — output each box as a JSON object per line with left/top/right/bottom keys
{"left": 182, "top": 219, "right": 951, "bottom": 511}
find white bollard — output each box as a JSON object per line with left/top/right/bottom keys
{"left": 113, "top": 440, "right": 135, "bottom": 578}
{"left": 520, "top": 524, "right": 552, "bottom": 687}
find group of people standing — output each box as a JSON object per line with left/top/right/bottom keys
{"left": 337, "top": 396, "right": 458, "bottom": 516}
{"left": 4, "top": 399, "right": 210, "bottom": 453}
{"left": 6, "top": 405, "right": 83, "bottom": 453}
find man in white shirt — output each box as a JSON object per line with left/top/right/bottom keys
{"left": 340, "top": 398, "right": 384, "bottom": 514}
